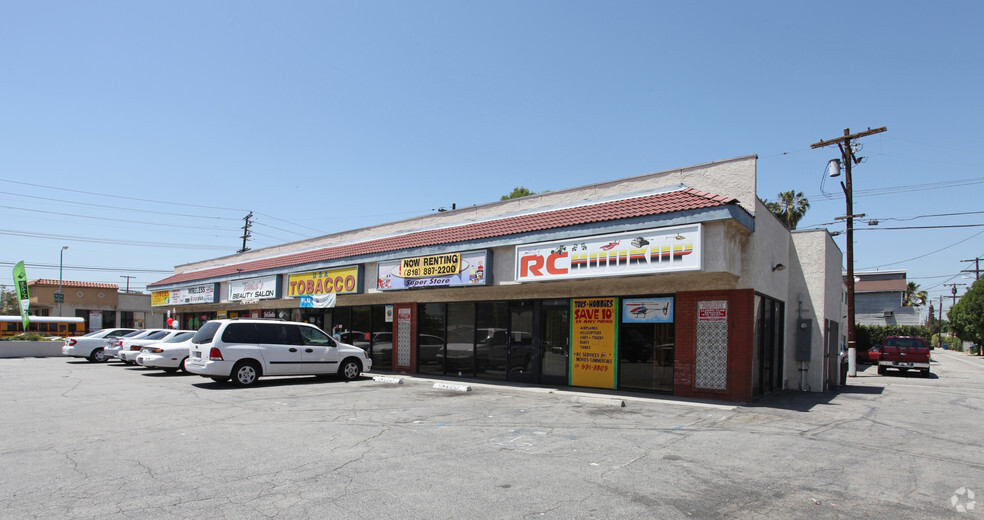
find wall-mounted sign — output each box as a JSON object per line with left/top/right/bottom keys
{"left": 570, "top": 297, "right": 618, "bottom": 389}
{"left": 299, "top": 294, "right": 337, "bottom": 308}
{"left": 622, "top": 297, "right": 674, "bottom": 324}
{"left": 151, "top": 291, "right": 170, "bottom": 306}
{"left": 377, "top": 250, "right": 490, "bottom": 290}
{"left": 229, "top": 276, "right": 280, "bottom": 301}
{"left": 515, "top": 224, "right": 701, "bottom": 282}
{"left": 288, "top": 266, "right": 361, "bottom": 297}
{"left": 698, "top": 300, "right": 727, "bottom": 322}
{"left": 152, "top": 284, "right": 218, "bottom": 306}
{"left": 399, "top": 253, "right": 461, "bottom": 278}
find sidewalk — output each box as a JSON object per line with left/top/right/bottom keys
{"left": 932, "top": 347, "right": 984, "bottom": 368}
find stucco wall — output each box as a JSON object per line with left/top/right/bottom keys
{"left": 786, "top": 230, "right": 844, "bottom": 392}
{"left": 739, "top": 199, "right": 791, "bottom": 299}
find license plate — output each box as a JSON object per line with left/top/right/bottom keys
{"left": 192, "top": 351, "right": 201, "bottom": 359}
{"left": 893, "top": 361, "right": 912, "bottom": 367}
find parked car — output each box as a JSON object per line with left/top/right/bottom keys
{"left": 119, "top": 330, "right": 194, "bottom": 365}
{"left": 104, "top": 329, "right": 168, "bottom": 361}
{"left": 856, "top": 346, "right": 881, "bottom": 364}
{"left": 877, "top": 336, "right": 931, "bottom": 377}
{"left": 184, "top": 319, "right": 372, "bottom": 386}
{"left": 61, "top": 328, "right": 138, "bottom": 362}
{"left": 135, "top": 331, "right": 197, "bottom": 373}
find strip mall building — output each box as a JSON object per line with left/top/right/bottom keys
{"left": 148, "top": 156, "right": 844, "bottom": 401}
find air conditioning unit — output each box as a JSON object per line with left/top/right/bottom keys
{"left": 883, "top": 310, "right": 894, "bottom": 318}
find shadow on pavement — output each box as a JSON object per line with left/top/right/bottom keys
{"left": 743, "top": 384, "right": 884, "bottom": 412}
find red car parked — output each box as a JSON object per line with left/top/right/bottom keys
{"left": 856, "top": 346, "right": 880, "bottom": 364}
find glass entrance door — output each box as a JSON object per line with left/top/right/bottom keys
{"left": 539, "top": 300, "right": 570, "bottom": 386}
{"left": 507, "top": 302, "right": 537, "bottom": 383}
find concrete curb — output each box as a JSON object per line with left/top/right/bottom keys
{"left": 571, "top": 395, "right": 626, "bottom": 407}
{"left": 433, "top": 382, "right": 472, "bottom": 392}
{"left": 372, "top": 376, "right": 404, "bottom": 384}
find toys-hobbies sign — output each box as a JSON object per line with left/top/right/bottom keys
{"left": 515, "top": 224, "right": 701, "bottom": 282}
{"left": 570, "top": 297, "right": 618, "bottom": 389}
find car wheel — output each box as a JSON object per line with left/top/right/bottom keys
{"left": 88, "top": 348, "right": 107, "bottom": 363}
{"left": 338, "top": 359, "right": 362, "bottom": 381}
{"left": 232, "top": 361, "right": 260, "bottom": 386}
{"left": 923, "top": 369, "right": 931, "bottom": 378}
{"left": 877, "top": 366, "right": 886, "bottom": 375}
{"left": 178, "top": 357, "right": 188, "bottom": 373}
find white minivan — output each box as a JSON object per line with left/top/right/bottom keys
{"left": 185, "top": 319, "right": 372, "bottom": 386}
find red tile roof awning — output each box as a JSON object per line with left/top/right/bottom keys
{"left": 30, "top": 279, "right": 120, "bottom": 290}
{"left": 150, "top": 187, "right": 738, "bottom": 287}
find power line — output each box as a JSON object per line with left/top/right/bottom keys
{"left": 0, "top": 229, "right": 231, "bottom": 250}
{"left": 853, "top": 224, "right": 984, "bottom": 231}
{"left": 0, "top": 261, "right": 173, "bottom": 274}
{"left": 801, "top": 175, "right": 984, "bottom": 203}
{"left": 859, "top": 229, "right": 984, "bottom": 270}
{"left": 0, "top": 177, "right": 247, "bottom": 213}
{"left": 0, "top": 204, "right": 240, "bottom": 232}
{"left": 4, "top": 191, "right": 242, "bottom": 221}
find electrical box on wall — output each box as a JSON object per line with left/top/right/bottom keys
{"left": 795, "top": 319, "right": 812, "bottom": 361}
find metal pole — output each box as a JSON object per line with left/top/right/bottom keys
{"left": 938, "top": 295, "right": 944, "bottom": 349}
{"left": 842, "top": 130, "right": 858, "bottom": 377}
{"left": 58, "top": 246, "right": 68, "bottom": 316}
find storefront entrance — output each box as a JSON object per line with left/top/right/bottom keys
{"left": 414, "top": 300, "right": 569, "bottom": 385}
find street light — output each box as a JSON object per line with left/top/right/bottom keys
{"left": 58, "top": 246, "right": 68, "bottom": 316}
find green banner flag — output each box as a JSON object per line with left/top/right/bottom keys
{"left": 13, "top": 261, "right": 30, "bottom": 330}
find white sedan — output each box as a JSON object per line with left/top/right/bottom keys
{"left": 136, "top": 332, "right": 197, "bottom": 373}
{"left": 104, "top": 329, "right": 168, "bottom": 360}
{"left": 118, "top": 330, "right": 192, "bottom": 365}
{"left": 62, "top": 328, "right": 138, "bottom": 362}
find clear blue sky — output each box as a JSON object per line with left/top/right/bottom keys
{"left": 2, "top": 1, "right": 981, "bottom": 317}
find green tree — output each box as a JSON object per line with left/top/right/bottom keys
{"left": 948, "top": 279, "right": 984, "bottom": 347}
{"left": 764, "top": 190, "right": 810, "bottom": 230}
{"left": 501, "top": 187, "right": 536, "bottom": 200}
{"left": 1, "top": 286, "right": 18, "bottom": 315}
{"left": 904, "top": 282, "right": 929, "bottom": 307}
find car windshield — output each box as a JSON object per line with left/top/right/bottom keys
{"left": 885, "top": 338, "right": 927, "bottom": 348}
{"left": 145, "top": 331, "right": 170, "bottom": 340}
{"left": 122, "top": 330, "right": 146, "bottom": 338}
{"left": 81, "top": 330, "right": 103, "bottom": 337}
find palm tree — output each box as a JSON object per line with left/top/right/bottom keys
{"left": 764, "top": 190, "right": 810, "bottom": 230}
{"left": 904, "top": 282, "right": 928, "bottom": 307}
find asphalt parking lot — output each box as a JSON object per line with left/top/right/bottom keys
{"left": 1, "top": 351, "right": 982, "bottom": 519}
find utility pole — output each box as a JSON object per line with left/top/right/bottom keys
{"left": 944, "top": 283, "right": 965, "bottom": 307}
{"left": 239, "top": 211, "right": 253, "bottom": 254}
{"left": 811, "top": 126, "right": 887, "bottom": 378}
{"left": 938, "top": 295, "right": 944, "bottom": 349}
{"left": 120, "top": 275, "right": 135, "bottom": 293}
{"left": 961, "top": 257, "right": 981, "bottom": 280}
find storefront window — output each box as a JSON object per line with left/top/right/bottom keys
{"left": 619, "top": 322, "right": 675, "bottom": 393}
{"left": 475, "top": 302, "right": 508, "bottom": 380}
{"left": 101, "top": 311, "right": 116, "bottom": 329}
{"left": 417, "top": 303, "right": 445, "bottom": 375}
{"left": 370, "top": 306, "right": 392, "bottom": 371}
{"left": 446, "top": 302, "right": 475, "bottom": 377}
{"left": 541, "top": 300, "right": 570, "bottom": 385}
